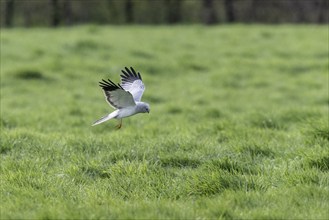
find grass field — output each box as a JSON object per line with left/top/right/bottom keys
{"left": 1, "top": 25, "right": 328, "bottom": 219}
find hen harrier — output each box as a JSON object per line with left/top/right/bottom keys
{"left": 92, "top": 67, "right": 150, "bottom": 129}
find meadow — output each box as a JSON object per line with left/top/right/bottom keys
{"left": 0, "top": 25, "right": 328, "bottom": 219}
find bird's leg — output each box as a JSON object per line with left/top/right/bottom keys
{"left": 116, "top": 119, "right": 122, "bottom": 129}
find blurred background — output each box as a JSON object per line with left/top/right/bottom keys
{"left": 1, "top": 0, "right": 328, "bottom": 27}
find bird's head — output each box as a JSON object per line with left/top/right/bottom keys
{"left": 138, "top": 102, "right": 150, "bottom": 114}
{"left": 144, "top": 103, "right": 150, "bottom": 113}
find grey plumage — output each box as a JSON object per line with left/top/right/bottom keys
{"left": 92, "top": 67, "right": 150, "bottom": 128}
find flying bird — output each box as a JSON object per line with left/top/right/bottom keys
{"left": 92, "top": 67, "right": 150, "bottom": 129}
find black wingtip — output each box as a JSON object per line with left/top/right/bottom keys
{"left": 98, "top": 79, "right": 121, "bottom": 91}
{"left": 122, "top": 66, "right": 142, "bottom": 79}
{"left": 130, "top": 67, "right": 138, "bottom": 77}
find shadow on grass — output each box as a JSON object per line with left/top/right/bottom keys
{"left": 207, "top": 157, "right": 257, "bottom": 174}
{"left": 107, "top": 151, "right": 202, "bottom": 169}
{"left": 80, "top": 166, "right": 111, "bottom": 179}
{"left": 305, "top": 121, "right": 329, "bottom": 145}
{"left": 240, "top": 144, "right": 275, "bottom": 159}
{"left": 311, "top": 126, "right": 329, "bottom": 141}
{"left": 131, "top": 50, "right": 156, "bottom": 60}
{"left": 167, "top": 106, "right": 183, "bottom": 114}
{"left": 15, "top": 70, "right": 47, "bottom": 80}
{"left": 308, "top": 156, "right": 329, "bottom": 171}
{"left": 159, "top": 156, "right": 201, "bottom": 168}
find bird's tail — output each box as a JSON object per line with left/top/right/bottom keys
{"left": 92, "top": 111, "right": 118, "bottom": 126}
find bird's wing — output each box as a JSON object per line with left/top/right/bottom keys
{"left": 99, "top": 79, "right": 136, "bottom": 109}
{"left": 120, "top": 67, "right": 145, "bottom": 102}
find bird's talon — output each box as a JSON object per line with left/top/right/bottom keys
{"left": 115, "top": 119, "right": 122, "bottom": 129}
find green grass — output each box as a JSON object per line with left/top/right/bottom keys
{"left": 1, "top": 25, "right": 328, "bottom": 219}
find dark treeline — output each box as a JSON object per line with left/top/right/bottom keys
{"left": 1, "top": 0, "right": 328, "bottom": 27}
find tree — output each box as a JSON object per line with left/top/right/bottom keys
{"left": 63, "top": 0, "right": 73, "bottom": 25}
{"left": 125, "top": 0, "right": 133, "bottom": 23}
{"left": 294, "top": 0, "right": 307, "bottom": 22}
{"left": 317, "top": 0, "right": 329, "bottom": 23}
{"left": 5, "top": 0, "right": 14, "bottom": 27}
{"left": 50, "top": 0, "right": 60, "bottom": 26}
{"left": 224, "top": 0, "right": 235, "bottom": 22}
{"left": 165, "top": 0, "right": 182, "bottom": 24}
{"left": 202, "top": 0, "right": 217, "bottom": 24}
